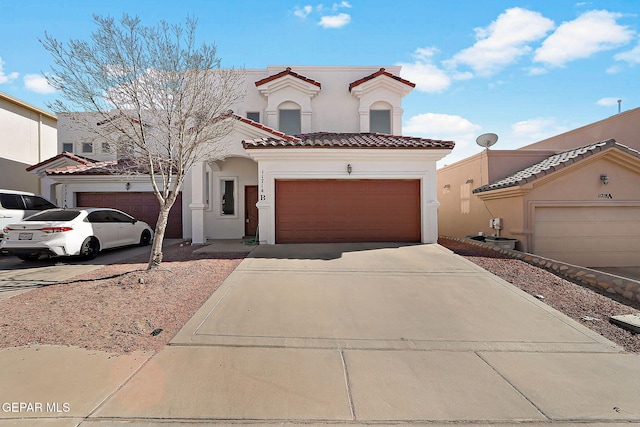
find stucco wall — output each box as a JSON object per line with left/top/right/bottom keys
{"left": 204, "top": 157, "right": 259, "bottom": 240}
{"left": 521, "top": 107, "right": 640, "bottom": 152}
{"left": 0, "top": 158, "right": 40, "bottom": 193}
{"left": 248, "top": 148, "right": 448, "bottom": 245}
{"left": 233, "top": 66, "right": 407, "bottom": 135}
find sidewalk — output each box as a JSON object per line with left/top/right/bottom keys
{"left": 1, "top": 243, "right": 639, "bottom": 426}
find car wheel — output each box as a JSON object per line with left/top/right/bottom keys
{"left": 16, "top": 253, "right": 40, "bottom": 261}
{"left": 80, "top": 237, "right": 100, "bottom": 260}
{"left": 139, "top": 230, "right": 151, "bottom": 246}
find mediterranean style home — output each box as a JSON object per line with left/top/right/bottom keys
{"left": 437, "top": 107, "right": 640, "bottom": 268}
{"left": 0, "top": 92, "right": 57, "bottom": 194}
{"left": 29, "top": 66, "right": 454, "bottom": 244}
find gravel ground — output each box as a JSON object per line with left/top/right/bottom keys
{"left": 2, "top": 239, "right": 638, "bottom": 355}
{"left": 439, "top": 237, "right": 640, "bottom": 353}
{"left": 0, "top": 243, "right": 246, "bottom": 355}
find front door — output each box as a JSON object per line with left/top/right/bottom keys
{"left": 245, "top": 185, "right": 259, "bottom": 237}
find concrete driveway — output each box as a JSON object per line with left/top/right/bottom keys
{"left": 86, "top": 243, "right": 640, "bottom": 425}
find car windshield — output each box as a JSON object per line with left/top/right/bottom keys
{"left": 25, "top": 210, "right": 81, "bottom": 221}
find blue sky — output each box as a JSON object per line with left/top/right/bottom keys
{"left": 1, "top": 0, "right": 638, "bottom": 165}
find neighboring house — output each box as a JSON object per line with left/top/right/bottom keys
{"left": 0, "top": 92, "right": 57, "bottom": 195}
{"left": 32, "top": 66, "right": 454, "bottom": 243}
{"left": 437, "top": 107, "right": 640, "bottom": 268}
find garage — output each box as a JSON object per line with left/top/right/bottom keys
{"left": 275, "top": 179, "right": 421, "bottom": 244}
{"left": 76, "top": 192, "right": 183, "bottom": 238}
{"left": 533, "top": 206, "right": 640, "bottom": 267}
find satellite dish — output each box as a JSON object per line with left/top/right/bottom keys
{"left": 476, "top": 133, "right": 498, "bottom": 149}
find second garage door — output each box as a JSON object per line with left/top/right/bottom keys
{"left": 534, "top": 206, "right": 640, "bottom": 267}
{"left": 76, "top": 192, "right": 183, "bottom": 238}
{"left": 275, "top": 179, "right": 421, "bottom": 244}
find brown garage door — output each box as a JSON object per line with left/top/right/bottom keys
{"left": 76, "top": 192, "right": 183, "bottom": 238}
{"left": 275, "top": 179, "right": 420, "bottom": 243}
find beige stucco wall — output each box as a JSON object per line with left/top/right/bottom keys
{"left": 0, "top": 158, "right": 40, "bottom": 193}
{"left": 437, "top": 149, "right": 552, "bottom": 240}
{"left": 521, "top": 107, "right": 640, "bottom": 152}
{"left": 0, "top": 92, "right": 57, "bottom": 193}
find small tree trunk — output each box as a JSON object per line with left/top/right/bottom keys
{"left": 148, "top": 206, "right": 170, "bottom": 270}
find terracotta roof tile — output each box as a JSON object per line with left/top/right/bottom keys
{"left": 46, "top": 158, "right": 150, "bottom": 175}
{"left": 26, "top": 152, "right": 97, "bottom": 171}
{"left": 243, "top": 132, "right": 453, "bottom": 149}
{"left": 254, "top": 67, "right": 322, "bottom": 88}
{"left": 349, "top": 68, "right": 416, "bottom": 92}
{"left": 231, "top": 113, "right": 300, "bottom": 142}
{"left": 473, "top": 139, "right": 637, "bottom": 193}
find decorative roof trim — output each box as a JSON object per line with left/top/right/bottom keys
{"left": 254, "top": 67, "right": 321, "bottom": 88}
{"left": 230, "top": 113, "right": 300, "bottom": 142}
{"left": 26, "top": 152, "right": 97, "bottom": 171}
{"left": 349, "top": 68, "right": 416, "bottom": 92}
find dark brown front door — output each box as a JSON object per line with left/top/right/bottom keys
{"left": 245, "top": 185, "right": 259, "bottom": 237}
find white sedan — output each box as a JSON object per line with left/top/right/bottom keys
{"left": 1, "top": 208, "right": 153, "bottom": 261}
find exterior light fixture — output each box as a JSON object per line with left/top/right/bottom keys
{"left": 600, "top": 174, "right": 609, "bottom": 185}
{"left": 347, "top": 164, "right": 352, "bottom": 175}
{"left": 125, "top": 182, "right": 131, "bottom": 190}
{"left": 465, "top": 179, "right": 474, "bottom": 184}
{"left": 443, "top": 184, "right": 451, "bottom": 189}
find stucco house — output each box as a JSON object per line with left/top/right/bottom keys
{"left": 32, "top": 66, "right": 454, "bottom": 244}
{"left": 0, "top": 92, "right": 57, "bottom": 194}
{"left": 437, "top": 107, "right": 640, "bottom": 268}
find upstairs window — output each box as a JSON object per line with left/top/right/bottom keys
{"left": 278, "top": 101, "right": 301, "bottom": 135}
{"left": 82, "top": 142, "right": 93, "bottom": 153}
{"left": 62, "top": 143, "right": 73, "bottom": 153}
{"left": 247, "top": 112, "right": 260, "bottom": 123}
{"left": 370, "top": 109, "right": 391, "bottom": 134}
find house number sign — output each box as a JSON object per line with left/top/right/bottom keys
{"left": 598, "top": 193, "right": 613, "bottom": 199}
{"left": 260, "top": 170, "right": 266, "bottom": 201}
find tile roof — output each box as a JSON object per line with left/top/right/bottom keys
{"left": 45, "top": 158, "right": 150, "bottom": 175}
{"left": 26, "top": 152, "right": 97, "bottom": 171}
{"left": 243, "top": 132, "right": 454, "bottom": 149}
{"left": 230, "top": 113, "right": 299, "bottom": 142}
{"left": 473, "top": 139, "right": 638, "bottom": 193}
{"left": 254, "top": 67, "right": 322, "bottom": 88}
{"left": 349, "top": 68, "right": 416, "bottom": 92}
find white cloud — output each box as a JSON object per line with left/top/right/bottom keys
{"left": 404, "top": 113, "right": 481, "bottom": 139}
{"left": 404, "top": 113, "right": 481, "bottom": 165}
{"left": 534, "top": 10, "right": 635, "bottom": 67}
{"left": 398, "top": 60, "right": 451, "bottom": 93}
{"left": 614, "top": 42, "right": 640, "bottom": 64}
{"left": 0, "top": 57, "right": 19, "bottom": 84}
{"left": 509, "top": 117, "right": 569, "bottom": 146}
{"left": 332, "top": 1, "right": 351, "bottom": 11}
{"left": 446, "top": 8, "right": 555, "bottom": 77}
{"left": 596, "top": 97, "right": 621, "bottom": 107}
{"left": 294, "top": 5, "right": 313, "bottom": 18}
{"left": 318, "top": 12, "right": 351, "bottom": 28}
{"left": 24, "top": 74, "right": 56, "bottom": 94}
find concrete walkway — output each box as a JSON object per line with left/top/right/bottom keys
{"left": 2, "top": 243, "right": 640, "bottom": 426}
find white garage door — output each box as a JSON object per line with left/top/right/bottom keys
{"left": 534, "top": 206, "right": 640, "bottom": 267}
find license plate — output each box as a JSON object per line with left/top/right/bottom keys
{"left": 18, "top": 233, "right": 33, "bottom": 240}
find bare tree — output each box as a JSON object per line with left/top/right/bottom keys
{"left": 41, "top": 14, "right": 245, "bottom": 269}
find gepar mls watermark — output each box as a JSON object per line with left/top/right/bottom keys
{"left": 2, "top": 402, "right": 70, "bottom": 413}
